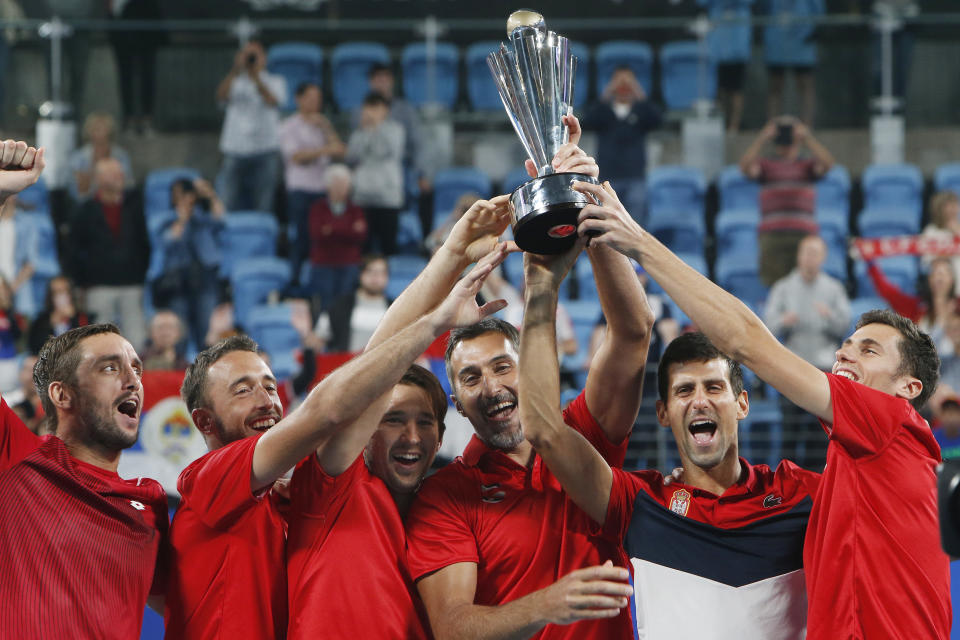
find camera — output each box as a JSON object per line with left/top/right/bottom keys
{"left": 774, "top": 122, "right": 794, "bottom": 147}
{"left": 245, "top": 52, "right": 257, "bottom": 67}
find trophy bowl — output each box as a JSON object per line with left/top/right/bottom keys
{"left": 510, "top": 172, "right": 598, "bottom": 254}
{"left": 489, "top": 10, "right": 597, "bottom": 254}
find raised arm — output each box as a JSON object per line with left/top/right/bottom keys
{"left": 0, "top": 141, "right": 45, "bottom": 204}
{"left": 574, "top": 180, "right": 834, "bottom": 422}
{"left": 739, "top": 120, "right": 775, "bottom": 179}
{"left": 418, "top": 561, "right": 631, "bottom": 640}
{"left": 519, "top": 247, "right": 614, "bottom": 525}
{"left": 251, "top": 249, "right": 508, "bottom": 488}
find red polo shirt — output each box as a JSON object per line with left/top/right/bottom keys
{"left": 286, "top": 453, "right": 429, "bottom": 639}
{"left": 0, "top": 399, "right": 167, "bottom": 640}
{"left": 405, "top": 392, "right": 633, "bottom": 640}
{"left": 165, "top": 434, "right": 288, "bottom": 640}
{"left": 805, "top": 374, "right": 950, "bottom": 639}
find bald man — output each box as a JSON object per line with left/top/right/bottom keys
{"left": 67, "top": 157, "right": 150, "bottom": 351}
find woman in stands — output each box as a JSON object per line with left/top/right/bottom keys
{"left": 920, "top": 190, "right": 960, "bottom": 280}
{"left": 866, "top": 255, "right": 956, "bottom": 352}
{"left": 26, "top": 276, "right": 90, "bottom": 355}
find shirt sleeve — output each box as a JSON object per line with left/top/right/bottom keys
{"left": 288, "top": 452, "right": 364, "bottom": 517}
{"left": 176, "top": 434, "right": 265, "bottom": 530}
{"left": 823, "top": 372, "right": 912, "bottom": 457}
{"left": 596, "top": 468, "right": 645, "bottom": 543}
{"left": 405, "top": 469, "right": 479, "bottom": 582}
{"left": 0, "top": 397, "right": 40, "bottom": 471}
{"left": 561, "top": 390, "right": 629, "bottom": 468}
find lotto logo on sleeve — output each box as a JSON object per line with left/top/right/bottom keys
{"left": 669, "top": 489, "right": 691, "bottom": 517}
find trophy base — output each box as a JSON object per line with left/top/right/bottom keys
{"left": 510, "top": 172, "right": 600, "bottom": 254}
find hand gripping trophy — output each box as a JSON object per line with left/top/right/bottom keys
{"left": 488, "top": 9, "right": 600, "bottom": 254}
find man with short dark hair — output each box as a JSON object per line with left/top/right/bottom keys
{"left": 165, "top": 249, "right": 506, "bottom": 639}
{"left": 571, "top": 179, "right": 950, "bottom": 639}
{"left": 2, "top": 324, "right": 167, "bottom": 639}
{"left": 1, "top": 143, "right": 167, "bottom": 638}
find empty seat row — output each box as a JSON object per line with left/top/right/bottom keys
{"left": 265, "top": 38, "right": 716, "bottom": 113}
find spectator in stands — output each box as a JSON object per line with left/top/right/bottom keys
{"left": 280, "top": 82, "right": 345, "bottom": 287}
{"left": 6, "top": 355, "right": 43, "bottom": 435}
{"left": 26, "top": 275, "right": 90, "bottom": 355}
{"left": 698, "top": 0, "right": 755, "bottom": 131}
{"left": 937, "top": 312, "right": 960, "bottom": 398}
{"left": 216, "top": 40, "right": 287, "bottom": 213}
{"left": 347, "top": 93, "right": 404, "bottom": 256}
{"left": 0, "top": 275, "right": 24, "bottom": 392}
{"left": 305, "top": 164, "right": 367, "bottom": 309}
{"left": 920, "top": 190, "right": 960, "bottom": 279}
{"left": 314, "top": 254, "right": 391, "bottom": 353}
{"left": 108, "top": 0, "right": 164, "bottom": 136}
{"left": 69, "top": 111, "right": 134, "bottom": 202}
{"left": 0, "top": 194, "right": 34, "bottom": 312}
{"left": 359, "top": 63, "right": 430, "bottom": 232}
{"left": 933, "top": 395, "right": 960, "bottom": 459}
{"left": 152, "top": 177, "right": 225, "bottom": 350}
{"left": 66, "top": 157, "right": 149, "bottom": 351}
{"left": 424, "top": 192, "right": 479, "bottom": 255}
{"left": 864, "top": 255, "right": 956, "bottom": 352}
{"left": 764, "top": 234, "right": 850, "bottom": 469}
{"left": 764, "top": 0, "right": 824, "bottom": 125}
{"left": 740, "top": 115, "right": 833, "bottom": 286}
{"left": 141, "top": 309, "right": 188, "bottom": 371}
{"left": 581, "top": 66, "right": 662, "bottom": 222}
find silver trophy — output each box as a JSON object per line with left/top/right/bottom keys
{"left": 488, "top": 10, "right": 599, "bottom": 254}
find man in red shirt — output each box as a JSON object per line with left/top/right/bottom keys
{"left": 572, "top": 178, "right": 951, "bottom": 639}
{"left": 0, "top": 141, "right": 168, "bottom": 639}
{"left": 739, "top": 116, "right": 834, "bottom": 286}
{"left": 403, "top": 116, "right": 651, "bottom": 640}
{"left": 165, "top": 245, "right": 508, "bottom": 639}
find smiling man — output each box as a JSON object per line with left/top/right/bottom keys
{"left": 570, "top": 179, "right": 951, "bottom": 639}
{"left": 166, "top": 249, "right": 506, "bottom": 640}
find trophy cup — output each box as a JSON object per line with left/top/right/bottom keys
{"left": 488, "top": 10, "right": 599, "bottom": 254}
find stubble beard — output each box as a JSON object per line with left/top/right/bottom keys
{"left": 78, "top": 395, "right": 138, "bottom": 452}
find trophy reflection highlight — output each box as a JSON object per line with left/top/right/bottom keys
{"left": 488, "top": 10, "right": 599, "bottom": 254}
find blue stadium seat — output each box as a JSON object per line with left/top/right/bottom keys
{"left": 646, "top": 166, "right": 707, "bottom": 221}
{"left": 571, "top": 256, "right": 598, "bottom": 302}
{"left": 385, "top": 254, "right": 427, "bottom": 299}
{"left": 854, "top": 255, "right": 918, "bottom": 298}
{"left": 569, "top": 40, "right": 591, "bottom": 108}
{"left": 266, "top": 42, "right": 324, "bottom": 112}
{"left": 502, "top": 167, "right": 531, "bottom": 195}
{"left": 816, "top": 165, "right": 851, "bottom": 216}
{"left": 847, "top": 296, "right": 889, "bottom": 337}
{"left": 816, "top": 207, "right": 849, "bottom": 239}
{"left": 717, "top": 165, "right": 759, "bottom": 213}
{"left": 14, "top": 211, "right": 60, "bottom": 318}
{"left": 501, "top": 251, "right": 524, "bottom": 289}
{"left": 145, "top": 167, "right": 200, "bottom": 215}
{"left": 563, "top": 298, "right": 602, "bottom": 375}
{"left": 145, "top": 210, "right": 177, "bottom": 285}
{"left": 861, "top": 163, "right": 923, "bottom": 214}
{"left": 219, "top": 212, "right": 279, "bottom": 279}
{"left": 330, "top": 42, "right": 391, "bottom": 111}
{"left": 247, "top": 303, "right": 301, "bottom": 379}
{"left": 140, "top": 606, "right": 165, "bottom": 640}
{"left": 857, "top": 206, "right": 921, "bottom": 238}
{"left": 16, "top": 176, "right": 50, "bottom": 213}
{"left": 395, "top": 209, "right": 424, "bottom": 255}
{"left": 647, "top": 209, "right": 705, "bottom": 254}
{"left": 432, "top": 168, "right": 491, "bottom": 228}
{"left": 715, "top": 254, "right": 768, "bottom": 305}
{"left": 740, "top": 396, "right": 782, "bottom": 468}
{"left": 594, "top": 41, "right": 653, "bottom": 96}
{"left": 934, "top": 163, "right": 960, "bottom": 197}
{"left": 715, "top": 209, "right": 759, "bottom": 261}
{"left": 659, "top": 41, "right": 717, "bottom": 110}
{"left": 466, "top": 41, "right": 506, "bottom": 112}
{"left": 230, "top": 258, "right": 292, "bottom": 329}
{"left": 648, "top": 251, "right": 707, "bottom": 295}
{"left": 401, "top": 42, "right": 459, "bottom": 109}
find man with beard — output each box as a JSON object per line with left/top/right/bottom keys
{"left": 401, "top": 126, "right": 649, "bottom": 639}
{"left": 0, "top": 142, "right": 167, "bottom": 639}
{"left": 1, "top": 323, "right": 168, "bottom": 639}
{"left": 518, "top": 242, "right": 820, "bottom": 637}
{"left": 165, "top": 248, "right": 507, "bottom": 639}
{"left": 570, "top": 179, "right": 950, "bottom": 638}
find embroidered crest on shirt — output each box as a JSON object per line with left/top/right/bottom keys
{"left": 762, "top": 493, "right": 782, "bottom": 509}
{"left": 669, "top": 488, "right": 691, "bottom": 517}
{"left": 480, "top": 483, "right": 506, "bottom": 504}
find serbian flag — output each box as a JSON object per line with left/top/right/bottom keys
{"left": 852, "top": 234, "right": 960, "bottom": 260}
{"left": 117, "top": 370, "right": 207, "bottom": 497}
